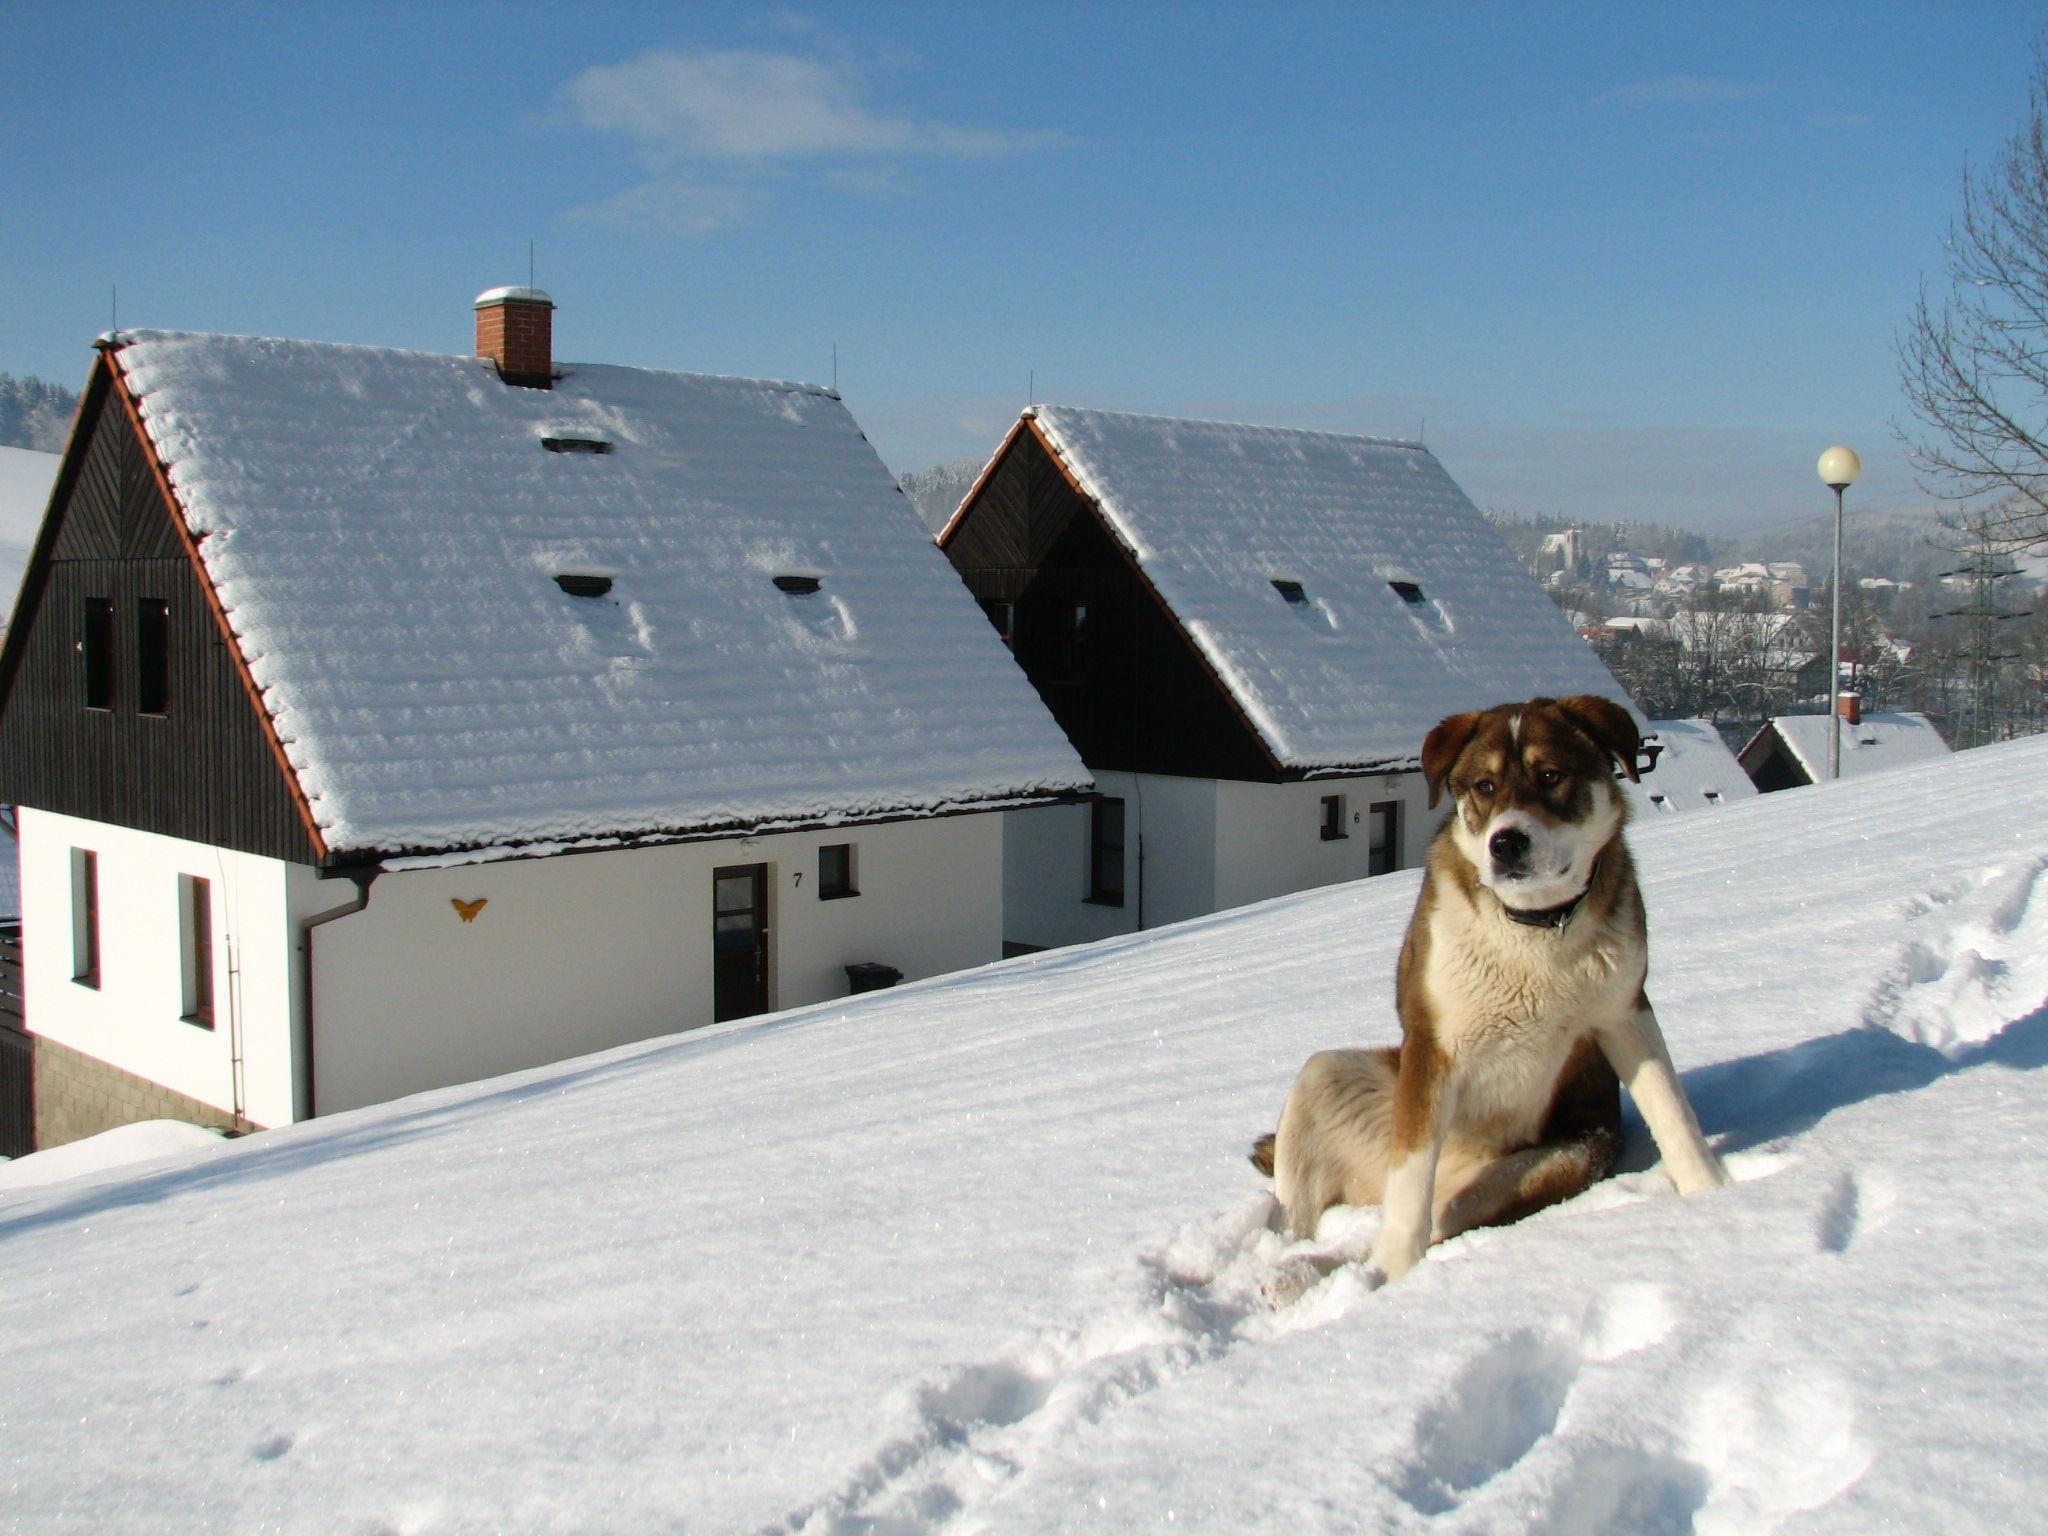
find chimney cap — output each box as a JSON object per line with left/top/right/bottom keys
{"left": 474, "top": 285, "right": 555, "bottom": 310}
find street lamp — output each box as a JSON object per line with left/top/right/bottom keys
{"left": 1817, "top": 445, "right": 1862, "bottom": 780}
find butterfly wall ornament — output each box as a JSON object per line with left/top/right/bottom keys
{"left": 452, "top": 897, "right": 488, "bottom": 923}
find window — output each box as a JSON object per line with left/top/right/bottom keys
{"left": 136, "top": 599, "right": 170, "bottom": 715}
{"left": 1320, "top": 793, "right": 1348, "bottom": 841}
{"left": 978, "top": 598, "right": 1015, "bottom": 647}
{"left": 1055, "top": 600, "right": 1090, "bottom": 682}
{"left": 554, "top": 573, "right": 613, "bottom": 598}
{"left": 1272, "top": 579, "right": 1308, "bottom": 605}
{"left": 71, "top": 849, "right": 100, "bottom": 987}
{"left": 541, "top": 434, "right": 613, "bottom": 454}
{"left": 773, "top": 574, "right": 822, "bottom": 596}
{"left": 181, "top": 875, "right": 214, "bottom": 1028}
{"left": 1389, "top": 580, "right": 1427, "bottom": 606}
{"left": 1702, "top": 789, "right": 1723, "bottom": 805}
{"left": 818, "top": 843, "right": 858, "bottom": 900}
{"left": 83, "top": 598, "right": 114, "bottom": 709}
{"left": 1087, "top": 797, "right": 1125, "bottom": 906}
{"left": 1367, "top": 801, "right": 1399, "bottom": 876}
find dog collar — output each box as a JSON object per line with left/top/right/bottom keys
{"left": 1500, "top": 890, "right": 1587, "bottom": 930}
{"left": 1498, "top": 858, "right": 1601, "bottom": 931}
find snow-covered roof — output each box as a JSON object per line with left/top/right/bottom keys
{"left": 1759, "top": 710, "right": 1952, "bottom": 783}
{"left": 1629, "top": 718, "right": 1758, "bottom": 818}
{"left": 1021, "top": 405, "right": 1632, "bottom": 770}
{"left": 111, "top": 331, "right": 1088, "bottom": 858}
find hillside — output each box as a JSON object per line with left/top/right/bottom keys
{"left": 3, "top": 738, "right": 2046, "bottom": 1533}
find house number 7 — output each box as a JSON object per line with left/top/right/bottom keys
{"left": 792, "top": 871, "right": 802, "bottom": 887}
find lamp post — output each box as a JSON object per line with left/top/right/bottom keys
{"left": 1816, "top": 445, "right": 1862, "bottom": 780}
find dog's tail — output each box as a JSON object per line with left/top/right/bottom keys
{"left": 1249, "top": 1132, "right": 1276, "bottom": 1177}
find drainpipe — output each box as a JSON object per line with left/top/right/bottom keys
{"left": 295, "top": 869, "right": 378, "bottom": 1123}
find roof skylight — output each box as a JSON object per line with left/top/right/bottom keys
{"left": 554, "top": 574, "right": 613, "bottom": 598}
{"left": 1271, "top": 579, "right": 1307, "bottom": 604}
{"left": 773, "top": 575, "right": 822, "bottom": 596}
{"left": 542, "top": 433, "right": 613, "bottom": 455}
{"left": 1389, "top": 580, "right": 1427, "bottom": 605}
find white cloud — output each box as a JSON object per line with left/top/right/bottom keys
{"left": 560, "top": 45, "right": 1061, "bottom": 237}
{"left": 563, "top": 48, "right": 1060, "bottom": 162}
{"left": 1606, "top": 75, "right": 1767, "bottom": 107}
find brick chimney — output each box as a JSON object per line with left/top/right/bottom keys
{"left": 474, "top": 286, "right": 554, "bottom": 388}
{"left": 1837, "top": 691, "right": 1862, "bottom": 726}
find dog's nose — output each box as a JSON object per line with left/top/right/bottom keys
{"left": 1489, "top": 827, "right": 1531, "bottom": 866}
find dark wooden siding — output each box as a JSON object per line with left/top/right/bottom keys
{"left": 0, "top": 369, "right": 320, "bottom": 864}
{"left": 944, "top": 425, "right": 1278, "bottom": 782}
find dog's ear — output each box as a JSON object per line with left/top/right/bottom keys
{"left": 1555, "top": 695, "right": 1642, "bottom": 782}
{"left": 1421, "top": 711, "right": 1484, "bottom": 808}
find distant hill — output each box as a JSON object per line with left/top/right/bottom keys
{"left": 898, "top": 458, "right": 985, "bottom": 534}
{"left": 0, "top": 374, "right": 79, "bottom": 453}
{"left": 0, "top": 444, "right": 60, "bottom": 618}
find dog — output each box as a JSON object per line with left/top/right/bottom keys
{"left": 1252, "top": 695, "right": 1728, "bottom": 1298}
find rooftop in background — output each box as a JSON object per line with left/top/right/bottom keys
{"left": 958, "top": 404, "right": 1633, "bottom": 771}
{"left": 1630, "top": 718, "right": 1759, "bottom": 818}
{"left": 100, "top": 330, "right": 1088, "bottom": 860}
{"left": 1743, "top": 710, "right": 1953, "bottom": 787}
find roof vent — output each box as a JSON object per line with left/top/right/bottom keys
{"left": 1389, "top": 580, "right": 1427, "bottom": 606}
{"left": 554, "top": 573, "right": 613, "bottom": 598}
{"left": 773, "top": 574, "right": 822, "bottom": 596}
{"left": 542, "top": 433, "right": 612, "bottom": 455}
{"left": 1271, "top": 579, "right": 1308, "bottom": 604}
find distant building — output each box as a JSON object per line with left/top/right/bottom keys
{"left": 0, "top": 291, "right": 1088, "bottom": 1149}
{"left": 1628, "top": 720, "right": 1758, "bottom": 818}
{"left": 938, "top": 405, "right": 1634, "bottom": 951}
{"left": 1737, "top": 702, "right": 1951, "bottom": 792}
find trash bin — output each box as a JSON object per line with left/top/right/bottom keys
{"left": 845, "top": 962, "right": 903, "bottom": 995}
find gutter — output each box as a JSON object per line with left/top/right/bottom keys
{"left": 295, "top": 869, "right": 378, "bottom": 1122}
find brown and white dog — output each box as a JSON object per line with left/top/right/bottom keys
{"left": 1253, "top": 695, "right": 1727, "bottom": 1298}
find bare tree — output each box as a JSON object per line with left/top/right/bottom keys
{"left": 1899, "top": 40, "right": 2048, "bottom": 548}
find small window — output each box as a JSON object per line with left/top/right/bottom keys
{"left": 181, "top": 874, "right": 214, "bottom": 1028}
{"left": 1702, "top": 789, "right": 1723, "bottom": 805}
{"left": 1320, "top": 793, "right": 1348, "bottom": 841}
{"left": 554, "top": 574, "right": 614, "bottom": 598}
{"left": 1367, "top": 801, "right": 1399, "bottom": 876}
{"left": 1087, "top": 797, "right": 1125, "bottom": 906}
{"left": 1056, "top": 600, "right": 1090, "bottom": 682}
{"left": 136, "top": 599, "right": 170, "bottom": 715}
{"left": 978, "top": 598, "right": 1015, "bottom": 647}
{"left": 1272, "top": 579, "right": 1308, "bottom": 605}
{"left": 773, "top": 574, "right": 822, "bottom": 596}
{"left": 541, "top": 434, "right": 613, "bottom": 454}
{"left": 819, "top": 843, "right": 858, "bottom": 900}
{"left": 71, "top": 848, "right": 100, "bottom": 987}
{"left": 82, "top": 598, "right": 114, "bottom": 709}
{"left": 1649, "top": 793, "right": 1675, "bottom": 813}
{"left": 1389, "top": 580, "right": 1427, "bottom": 606}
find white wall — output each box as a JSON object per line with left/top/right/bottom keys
{"left": 309, "top": 813, "right": 1003, "bottom": 1116}
{"left": 1002, "top": 771, "right": 1442, "bottom": 952}
{"left": 18, "top": 808, "right": 301, "bottom": 1128}
{"left": 1212, "top": 772, "right": 1437, "bottom": 913}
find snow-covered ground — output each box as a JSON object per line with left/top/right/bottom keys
{"left": 3, "top": 736, "right": 2046, "bottom": 1534}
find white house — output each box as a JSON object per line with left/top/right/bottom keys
{"left": 1628, "top": 719, "right": 1758, "bottom": 819}
{"left": 1738, "top": 703, "right": 1952, "bottom": 792}
{"left": 937, "top": 405, "right": 1637, "bottom": 952}
{"left": 0, "top": 291, "right": 1089, "bottom": 1147}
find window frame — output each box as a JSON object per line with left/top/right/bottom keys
{"left": 1085, "top": 797, "right": 1126, "bottom": 906}
{"left": 180, "top": 874, "right": 215, "bottom": 1028}
{"left": 82, "top": 597, "right": 114, "bottom": 710}
{"left": 71, "top": 848, "right": 101, "bottom": 988}
{"left": 136, "top": 598, "right": 171, "bottom": 716}
{"left": 818, "top": 842, "right": 859, "bottom": 901}
{"left": 1320, "top": 793, "right": 1349, "bottom": 841}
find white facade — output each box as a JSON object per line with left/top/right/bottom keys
{"left": 1002, "top": 770, "right": 1439, "bottom": 951}
{"left": 20, "top": 807, "right": 1003, "bottom": 1125}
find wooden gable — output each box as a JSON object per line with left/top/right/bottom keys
{"left": 941, "top": 420, "right": 1281, "bottom": 782}
{"left": 0, "top": 353, "right": 326, "bottom": 865}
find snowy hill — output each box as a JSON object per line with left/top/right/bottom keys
{"left": 3, "top": 737, "right": 2047, "bottom": 1533}
{"left": 0, "top": 443, "right": 58, "bottom": 618}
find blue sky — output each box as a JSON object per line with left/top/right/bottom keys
{"left": 3, "top": 2, "right": 2039, "bottom": 531}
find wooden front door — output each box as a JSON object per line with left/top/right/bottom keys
{"left": 712, "top": 864, "right": 770, "bottom": 1023}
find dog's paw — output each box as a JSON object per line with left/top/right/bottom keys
{"left": 1261, "top": 1256, "right": 1334, "bottom": 1308}
{"left": 1357, "top": 1263, "right": 1390, "bottom": 1292}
